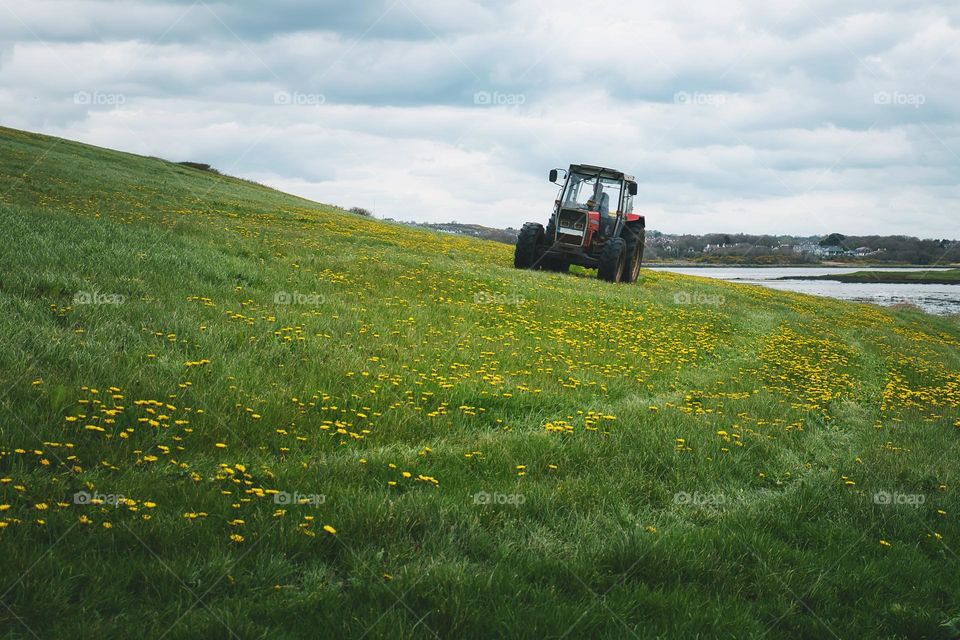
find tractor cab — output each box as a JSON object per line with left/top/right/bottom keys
{"left": 559, "top": 170, "right": 621, "bottom": 217}
{"left": 550, "top": 164, "right": 640, "bottom": 248}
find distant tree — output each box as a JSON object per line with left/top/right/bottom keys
{"left": 349, "top": 207, "right": 372, "bottom": 217}
{"left": 820, "top": 233, "right": 847, "bottom": 247}
{"left": 177, "top": 161, "right": 220, "bottom": 174}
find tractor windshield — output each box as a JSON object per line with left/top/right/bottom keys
{"left": 562, "top": 173, "right": 622, "bottom": 217}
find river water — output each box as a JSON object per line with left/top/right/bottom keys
{"left": 647, "top": 266, "right": 960, "bottom": 315}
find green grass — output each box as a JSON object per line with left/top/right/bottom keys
{"left": 1, "top": 124, "right": 959, "bottom": 639}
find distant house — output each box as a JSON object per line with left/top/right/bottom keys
{"left": 853, "top": 247, "right": 873, "bottom": 256}
{"left": 818, "top": 245, "right": 848, "bottom": 257}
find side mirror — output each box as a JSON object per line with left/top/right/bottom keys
{"left": 628, "top": 182, "right": 638, "bottom": 196}
{"left": 549, "top": 169, "right": 558, "bottom": 183}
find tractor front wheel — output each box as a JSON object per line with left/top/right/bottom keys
{"left": 597, "top": 237, "right": 626, "bottom": 282}
{"left": 514, "top": 222, "right": 544, "bottom": 269}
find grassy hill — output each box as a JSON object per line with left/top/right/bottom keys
{"left": 0, "top": 125, "right": 959, "bottom": 639}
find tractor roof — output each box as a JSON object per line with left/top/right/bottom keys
{"left": 569, "top": 164, "right": 635, "bottom": 183}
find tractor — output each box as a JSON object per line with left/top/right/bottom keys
{"left": 514, "top": 164, "right": 645, "bottom": 283}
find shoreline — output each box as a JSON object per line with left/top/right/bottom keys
{"left": 778, "top": 268, "right": 960, "bottom": 285}
{"left": 646, "top": 262, "right": 959, "bottom": 269}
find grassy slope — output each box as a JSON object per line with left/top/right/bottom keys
{"left": 0, "top": 125, "right": 959, "bottom": 639}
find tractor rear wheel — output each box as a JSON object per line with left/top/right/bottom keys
{"left": 597, "top": 237, "right": 626, "bottom": 282}
{"left": 514, "top": 222, "right": 544, "bottom": 269}
{"left": 622, "top": 228, "right": 644, "bottom": 283}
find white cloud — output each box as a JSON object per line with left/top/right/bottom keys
{"left": 1, "top": 0, "right": 959, "bottom": 236}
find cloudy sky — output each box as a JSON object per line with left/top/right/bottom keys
{"left": 1, "top": 0, "right": 958, "bottom": 236}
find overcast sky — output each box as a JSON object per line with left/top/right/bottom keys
{"left": 2, "top": 0, "right": 959, "bottom": 236}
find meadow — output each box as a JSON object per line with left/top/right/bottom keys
{"left": 0, "top": 125, "right": 959, "bottom": 639}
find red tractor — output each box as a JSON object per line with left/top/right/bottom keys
{"left": 514, "top": 164, "right": 645, "bottom": 283}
